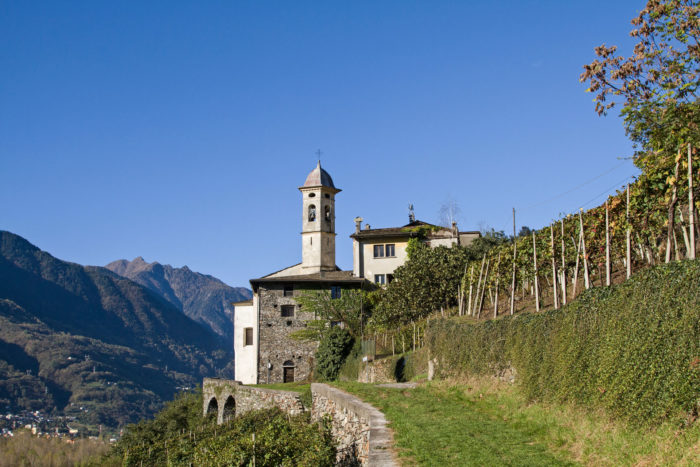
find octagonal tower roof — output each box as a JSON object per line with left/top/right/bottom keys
{"left": 302, "top": 161, "right": 336, "bottom": 189}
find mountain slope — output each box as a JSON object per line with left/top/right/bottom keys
{"left": 0, "top": 231, "right": 233, "bottom": 431}
{"left": 106, "top": 257, "right": 251, "bottom": 345}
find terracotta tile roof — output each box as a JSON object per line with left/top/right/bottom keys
{"left": 250, "top": 268, "right": 371, "bottom": 290}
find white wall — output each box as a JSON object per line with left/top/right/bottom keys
{"left": 233, "top": 297, "right": 258, "bottom": 384}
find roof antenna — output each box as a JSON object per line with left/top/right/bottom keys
{"left": 408, "top": 203, "right": 415, "bottom": 223}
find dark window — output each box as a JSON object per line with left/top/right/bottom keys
{"left": 283, "top": 285, "right": 294, "bottom": 297}
{"left": 374, "top": 274, "right": 386, "bottom": 285}
{"left": 308, "top": 192, "right": 316, "bottom": 198}
{"left": 385, "top": 244, "right": 395, "bottom": 257}
{"left": 308, "top": 204, "right": 316, "bottom": 221}
{"left": 324, "top": 205, "right": 331, "bottom": 221}
{"left": 331, "top": 286, "right": 341, "bottom": 299}
{"left": 387, "top": 274, "right": 394, "bottom": 284}
{"left": 373, "top": 245, "right": 384, "bottom": 258}
{"left": 281, "top": 305, "right": 294, "bottom": 317}
{"left": 244, "top": 327, "right": 253, "bottom": 346}
{"left": 324, "top": 193, "right": 330, "bottom": 199}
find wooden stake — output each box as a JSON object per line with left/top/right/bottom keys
{"left": 474, "top": 254, "right": 486, "bottom": 316}
{"left": 494, "top": 252, "right": 501, "bottom": 318}
{"left": 689, "top": 143, "right": 696, "bottom": 260}
{"left": 532, "top": 232, "right": 540, "bottom": 311}
{"left": 510, "top": 208, "right": 517, "bottom": 315}
{"left": 666, "top": 150, "right": 681, "bottom": 263}
{"left": 467, "top": 265, "right": 474, "bottom": 316}
{"left": 560, "top": 219, "right": 567, "bottom": 305}
{"left": 550, "top": 224, "right": 558, "bottom": 309}
{"left": 605, "top": 199, "right": 611, "bottom": 286}
{"left": 478, "top": 258, "right": 490, "bottom": 319}
{"left": 626, "top": 184, "right": 631, "bottom": 279}
{"left": 579, "top": 209, "right": 590, "bottom": 289}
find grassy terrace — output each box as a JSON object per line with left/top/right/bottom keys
{"left": 334, "top": 379, "right": 700, "bottom": 466}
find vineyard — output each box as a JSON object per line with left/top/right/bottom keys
{"left": 363, "top": 141, "right": 699, "bottom": 357}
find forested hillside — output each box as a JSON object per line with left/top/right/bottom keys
{"left": 106, "top": 257, "right": 251, "bottom": 347}
{"left": 0, "top": 231, "right": 233, "bottom": 433}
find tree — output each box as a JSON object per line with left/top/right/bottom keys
{"left": 580, "top": 0, "right": 700, "bottom": 160}
{"left": 314, "top": 327, "right": 354, "bottom": 381}
{"left": 293, "top": 289, "right": 366, "bottom": 338}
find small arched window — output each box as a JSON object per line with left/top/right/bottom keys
{"left": 324, "top": 205, "right": 331, "bottom": 221}
{"left": 308, "top": 204, "right": 316, "bottom": 221}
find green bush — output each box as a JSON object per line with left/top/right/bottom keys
{"left": 105, "top": 390, "right": 335, "bottom": 466}
{"left": 315, "top": 327, "right": 354, "bottom": 381}
{"left": 427, "top": 260, "right": 700, "bottom": 426}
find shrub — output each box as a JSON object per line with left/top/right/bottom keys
{"left": 315, "top": 327, "right": 354, "bottom": 381}
{"left": 427, "top": 260, "right": 700, "bottom": 426}
{"left": 106, "top": 391, "right": 335, "bottom": 466}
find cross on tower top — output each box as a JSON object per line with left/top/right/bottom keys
{"left": 315, "top": 149, "right": 323, "bottom": 164}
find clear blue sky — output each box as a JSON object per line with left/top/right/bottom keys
{"left": 1, "top": 1, "right": 643, "bottom": 288}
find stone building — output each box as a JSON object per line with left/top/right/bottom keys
{"left": 350, "top": 215, "right": 480, "bottom": 285}
{"left": 233, "top": 162, "right": 370, "bottom": 384}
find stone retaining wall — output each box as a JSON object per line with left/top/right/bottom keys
{"left": 202, "top": 378, "right": 305, "bottom": 424}
{"left": 311, "top": 383, "right": 397, "bottom": 466}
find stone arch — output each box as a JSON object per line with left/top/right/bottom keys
{"left": 206, "top": 397, "right": 218, "bottom": 418}
{"left": 308, "top": 204, "right": 316, "bottom": 221}
{"left": 222, "top": 395, "right": 235, "bottom": 422}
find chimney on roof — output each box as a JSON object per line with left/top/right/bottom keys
{"left": 365, "top": 224, "right": 371, "bottom": 230}
{"left": 452, "top": 221, "right": 458, "bottom": 237}
{"left": 408, "top": 203, "right": 415, "bottom": 223}
{"left": 354, "top": 217, "right": 363, "bottom": 234}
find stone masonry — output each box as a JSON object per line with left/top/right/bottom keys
{"left": 256, "top": 283, "right": 318, "bottom": 384}
{"left": 202, "top": 378, "right": 305, "bottom": 424}
{"left": 202, "top": 378, "right": 398, "bottom": 466}
{"left": 311, "top": 383, "right": 397, "bottom": 466}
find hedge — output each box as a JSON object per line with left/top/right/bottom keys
{"left": 427, "top": 259, "right": 700, "bottom": 426}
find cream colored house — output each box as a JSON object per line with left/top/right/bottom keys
{"left": 350, "top": 218, "right": 480, "bottom": 285}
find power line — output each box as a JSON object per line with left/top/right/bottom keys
{"left": 519, "top": 161, "right": 628, "bottom": 211}
{"left": 579, "top": 175, "right": 635, "bottom": 209}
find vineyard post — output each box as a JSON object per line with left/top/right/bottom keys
{"left": 560, "top": 219, "right": 567, "bottom": 305}
{"left": 573, "top": 232, "right": 581, "bottom": 297}
{"left": 605, "top": 199, "right": 611, "bottom": 286}
{"left": 550, "top": 223, "right": 558, "bottom": 309}
{"left": 666, "top": 150, "right": 681, "bottom": 263}
{"left": 689, "top": 143, "right": 696, "bottom": 260}
{"left": 474, "top": 254, "right": 486, "bottom": 316}
{"left": 626, "top": 184, "right": 631, "bottom": 279}
{"left": 494, "top": 252, "right": 501, "bottom": 318}
{"left": 579, "top": 209, "right": 590, "bottom": 289}
{"left": 532, "top": 232, "right": 540, "bottom": 311}
{"left": 478, "top": 258, "right": 490, "bottom": 319}
{"left": 510, "top": 208, "right": 517, "bottom": 315}
{"left": 467, "top": 264, "right": 474, "bottom": 316}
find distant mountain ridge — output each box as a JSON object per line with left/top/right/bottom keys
{"left": 0, "top": 231, "right": 233, "bottom": 432}
{"left": 106, "top": 257, "right": 251, "bottom": 346}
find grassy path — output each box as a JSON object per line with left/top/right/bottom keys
{"left": 335, "top": 381, "right": 575, "bottom": 466}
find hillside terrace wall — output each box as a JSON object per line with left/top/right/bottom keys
{"left": 202, "top": 378, "right": 397, "bottom": 466}
{"left": 311, "top": 383, "right": 397, "bottom": 466}
{"left": 202, "top": 378, "right": 304, "bottom": 424}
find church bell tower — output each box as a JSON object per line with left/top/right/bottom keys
{"left": 299, "top": 161, "right": 340, "bottom": 272}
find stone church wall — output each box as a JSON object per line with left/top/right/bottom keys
{"left": 257, "top": 284, "right": 318, "bottom": 384}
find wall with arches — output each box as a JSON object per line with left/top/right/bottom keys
{"left": 202, "top": 378, "right": 305, "bottom": 424}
